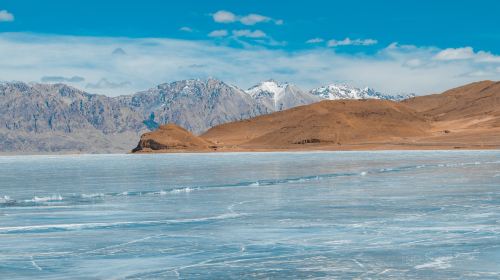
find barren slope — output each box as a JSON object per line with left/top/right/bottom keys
{"left": 402, "top": 80, "right": 500, "bottom": 148}
{"left": 132, "top": 81, "right": 500, "bottom": 152}
{"left": 202, "top": 100, "right": 430, "bottom": 149}
{"left": 403, "top": 81, "right": 500, "bottom": 127}
{"left": 132, "top": 124, "right": 214, "bottom": 153}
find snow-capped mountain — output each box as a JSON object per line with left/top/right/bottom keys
{"left": 246, "top": 80, "right": 321, "bottom": 111}
{"left": 0, "top": 79, "right": 271, "bottom": 153}
{"left": 0, "top": 78, "right": 415, "bottom": 153}
{"left": 310, "top": 83, "right": 415, "bottom": 101}
{"left": 127, "top": 78, "right": 270, "bottom": 134}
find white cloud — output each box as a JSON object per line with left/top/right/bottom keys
{"left": 232, "top": 29, "right": 267, "bottom": 38}
{"left": 240, "top": 14, "right": 271, "bottom": 25}
{"left": 0, "top": 33, "right": 499, "bottom": 97}
{"left": 477, "top": 53, "right": 500, "bottom": 63}
{"left": 327, "top": 38, "right": 378, "bottom": 47}
{"left": 41, "top": 76, "right": 85, "bottom": 83}
{"left": 212, "top": 10, "right": 283, "bottom": 26}
{"left": 434, "top": 47, "right": 500, "bottom": 63}
{"left": 434, "top": 47, "right": 475, "bottom": 61}
{"left": 460, "top": 70, "right": 495, "bottom": 78}
{"left": 86, "top": 78, "right": 130, "bottom": 89}
{"left": 306, "top": 38, "right": 324, "bottom": 44}
{"left": 212, "top": 10, "right": 237, "bottom": 23}
{"left": 179, "top": 26, "right": 194, "bottom": 32}
{"left": 0, "top": 10, "right": 14, "bottom": 22}
{"left": 208, "top": 29, "right": 228, "bottom": 37}
{"left": 402, "top": 58, "right": 424, "bottom": 68}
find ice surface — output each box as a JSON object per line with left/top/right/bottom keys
{"left": 0, "top": 151, "right": 499, "bottom": 279}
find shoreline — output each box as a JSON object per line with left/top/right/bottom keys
{"left": 1, "top": 146, "right": 500, "bottom": 157}
{"left": 133, "top": 143, "right": 500, "bottom": 154}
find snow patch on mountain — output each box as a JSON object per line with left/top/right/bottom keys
{"left": 246, "top": 80, "right": 286, "bottom": 109}
{"left": 246, "top": 80, "right": 321, "bottom": 111}
{"left": 310, "top": 83, "right": 414, "bottom": 101}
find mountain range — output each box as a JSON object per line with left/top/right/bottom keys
{"left": 132, "top": 81, "right": 500, "bottom": 153}
{"left": 0, "top": 78, "right": 413, "bottom": 153}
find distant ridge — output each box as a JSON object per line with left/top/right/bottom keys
{"left": 0, "top": 78, "right": 422, "bottom": 153}
{"left": 310, "top": 83, "right": 414, "bottom": 101}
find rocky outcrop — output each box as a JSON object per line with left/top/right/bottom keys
{"left": 132, "top": 124, "right": 215, "bottom": 153}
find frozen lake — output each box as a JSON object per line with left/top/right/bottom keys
{"left": 1, "top": 151, "right": 499, "bottom": 279}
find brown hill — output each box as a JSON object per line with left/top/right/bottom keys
{"left": 201, "top": 99, "right": 431, "bottom": 150}
{"left": 132, "top": 81, "right": 500, "bottom": 152}
{"left": 132, "top": 124, "right": 215, "bottom": 153}
{"left": 404, "top": 80, "right": 500, "bottom": 125}
{"left": 401, "top": 80, "right": 500, "bottom": 148}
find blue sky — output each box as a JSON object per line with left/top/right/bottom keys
{"left": 1, "top": 0, "right": 500, "bottom": 96}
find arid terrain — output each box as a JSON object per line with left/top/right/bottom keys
{"left": 0, "top": 79, "right": 407, "bottom": 154}
{"left": 132, "top": 124, "right": 215, "bottom": 153}
{"left": 132, "top": 81, "right": 500, "bottom": 153}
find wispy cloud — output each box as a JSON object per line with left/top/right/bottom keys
{"left": 212, "top": 10, "right": 283, "bottom": 26}
{"left": 434, "top": 47, "right": 475, "bottom": 61}
{"left": 434, "top": 47, "right": 500, "bottom": 63}
{"left": 86, "top": 78, "right": 130, "bottom": 89}
{"left": 0, "top": 10, "right": 14, "bottom": 22}
{"left": 306, "top": 38, "right": 324, "bottom": 44}
{"left": 327, "top": 38, "right": 378, "bottom": 47}
{"left": 41, "top": 76, "right": 85, "bottom": 83}
{"left": 208, "top": 29, "right": 228, "bottom": 37}
{"left": 240, "top": 14, "right": 275, "bottom": 25}
{"left": 209, "top": 29, "right": 271, "bottom": 43}
{"left": 232, "top": 29, "right": 267, "bottom": 38}
{"left": 1, "top": 33, "right": 499, "bottom": 96}
{"left": 179, "top": 26, "right": 194, "bottom": 33}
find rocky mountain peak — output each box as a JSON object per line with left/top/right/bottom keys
{"left": 0, "top": 78, "right": 415, "bottom": 153}
{"left": 310, "top": 83, "right": 414, "bottom": 101}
